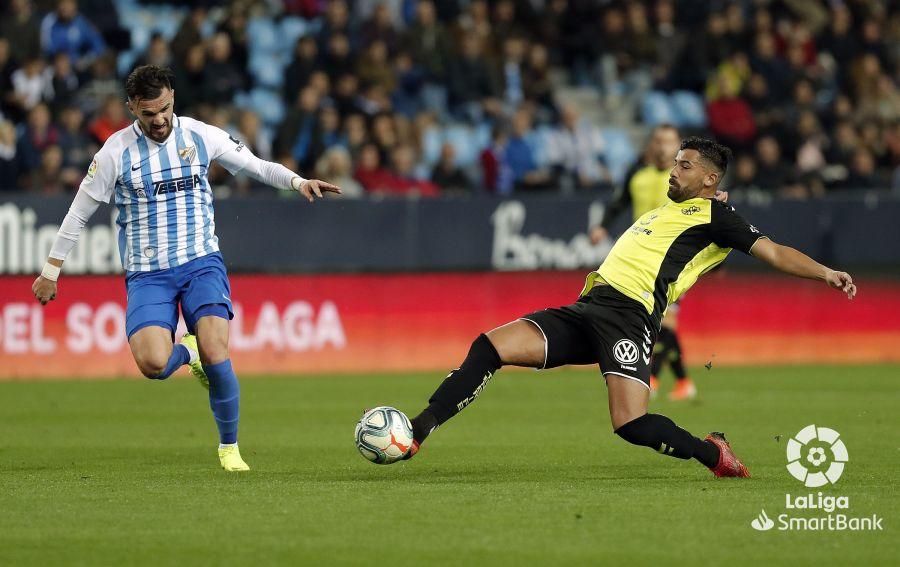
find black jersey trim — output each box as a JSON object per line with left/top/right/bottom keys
{"left": 650, "top": 224, "right": 714, "bottom": 323}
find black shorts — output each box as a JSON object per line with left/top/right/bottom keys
{"left": 520, "top": 285, "right": 658, "bottom": 389}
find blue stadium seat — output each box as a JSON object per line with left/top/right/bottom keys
{"left": 278, "top": 17, "right": 309, "bottom": 46}
{"left": 442, "top": 125, "right": 478, "bottom": 167}
{"left": 421, "top": 126, "right": 443, "bottom": 166}
{"left": 671, "top": 91, "right": 708, "bottom": 128}
{"left": 641, "top": 91, "right": 676, "bottom": 127}
{"left": 247, "top": 17, "right": 279, "bottom": 55}
{"left": 600, "top": 127, "right": 637, "bottom": 186}
{"left": 249, "top": 53, "right": 286, "bottom": 89}
{"left": 241, "top": 89, "right": 285, "bottom": 127}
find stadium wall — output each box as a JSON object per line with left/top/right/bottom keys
{"left": 0, "top": 272, "right": 897, "bottom": 379}
{"left": 1, "top": 193, "right": 900, "bottom": 274}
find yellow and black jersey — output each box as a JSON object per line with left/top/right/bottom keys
{"left": 582, "top": 198, "right": 767, "bottom": 324}
{"left": 600, "top": 161, "right": 671, "bottom": 227}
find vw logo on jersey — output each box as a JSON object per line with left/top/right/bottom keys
{"left": 613, "top": 339, "right": 639, "bottom": 365}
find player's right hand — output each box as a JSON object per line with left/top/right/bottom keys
{"left": 296, "top": 179, "right": 342, "bottom": 203}
{"left": 32, "top": 276, "right": 58, "bottom": 305}
{"left": 824, "top": 270, "right": 857, "bottom": 300}
{"left": 589, "top": 226, "right": 608, "bottom": 245}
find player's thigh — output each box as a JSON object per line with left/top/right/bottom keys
{"left": 515, "top": 305, "right": 597, "bottom": 369}
{"left": 485, "top": 320, "right": 547, "bottom": 367}
{"left": 129, "top": 325, "right": 175, "bottom": 375}
{"left": 605, "top": 373, "right": 650, "bottom": 430}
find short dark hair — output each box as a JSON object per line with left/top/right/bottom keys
{"left": 680, "top": 136, "right": 732, "bottom": 175}
{"left": 125, "top": 65, "right": 174, "bottom": 101}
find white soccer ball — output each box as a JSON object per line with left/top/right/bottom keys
{"left": 355, "top": 406, "right": 414, "bottom": 464}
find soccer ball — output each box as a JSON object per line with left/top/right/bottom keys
{"left": 355, "top": 406, "right": 414, "bottom": 464}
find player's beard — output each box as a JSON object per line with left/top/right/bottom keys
{"left": 146, "top": 120, "right": 171, "bottom": 142}
{"left": 667, "top": 179, "right": 691, "bottom": 202}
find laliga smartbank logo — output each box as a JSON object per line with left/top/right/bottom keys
{"left": 750, "top": 425, "right": 883, "bottom": 532}
{"left": 786, "top": 424, "right": 847, "bottom": 487}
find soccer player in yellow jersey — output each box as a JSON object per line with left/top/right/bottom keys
{"left": 591, "top": 124, "right": 701, "bottom": 400}
{"left": 397, "top": 137, "right": 856, "bottom": 478}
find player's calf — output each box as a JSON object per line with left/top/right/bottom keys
{"left": 614, "top": 413, "right": 722, "bottom": 470}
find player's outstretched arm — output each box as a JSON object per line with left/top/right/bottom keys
{"left": 290, "top": 177, "right": 342, "bottom": 203}
{"left": 32, "top": 188, "right": 104, "bottom": 305}
{"left": 750, "top": 238, "right": 857, "bottom": 299}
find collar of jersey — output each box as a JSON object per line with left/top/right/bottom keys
{"left": 132, "top": 115, "right": 181, "bottom": 146}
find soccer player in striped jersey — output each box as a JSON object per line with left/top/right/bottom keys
{"left": 31, "top": 65, "right": 341, "bottom": 471}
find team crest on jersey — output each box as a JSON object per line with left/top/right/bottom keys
{"left": 178, "top": 145, "right": 197, "bottom": 164}
{"left": 681, "top": 205, "right": 701, "bottom": 215}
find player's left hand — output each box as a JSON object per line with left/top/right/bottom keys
{"left": 714, "top": 190, "right": 729, "bottom": 203}
{"left": 825, "top": 270, "right": 857, "bottom": 299}
{"left": 295, "top": 179, "right": 342, "bottom": 203}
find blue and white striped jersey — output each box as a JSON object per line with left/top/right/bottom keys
{"left": 80, "top": 115, "right": 253, "bottom": 272}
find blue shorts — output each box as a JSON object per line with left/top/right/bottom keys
{"left": 125, "top": 252, "right": 234, "bottom": 338}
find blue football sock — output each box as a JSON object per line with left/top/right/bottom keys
{"left": 204, "top": 359, "right": 240, "bottom": 444}
{"left": 153, "top": 344, "right": 191, "bottom": 380}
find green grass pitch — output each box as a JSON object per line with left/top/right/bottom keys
{"left": 0, "top": 365, "right": 896, "bottom": 566}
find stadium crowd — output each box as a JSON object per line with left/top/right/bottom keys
{"left": 0, "top": 0, "right": 898, "bottom": 198}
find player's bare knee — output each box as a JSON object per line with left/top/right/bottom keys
{"left": 134, "top": 351, "right": 168, "bottom": 379}
{"left": 198, "top": 338, "right": 229, "bottom": 366}
{"left": 486, "top": 320, "right": 545, "bottom": 367}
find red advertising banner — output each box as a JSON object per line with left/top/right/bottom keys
{"left": 0, "top": 272, "right": 897, "bottom": 379}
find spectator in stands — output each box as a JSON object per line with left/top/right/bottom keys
{"left": 86, "top": 94, "right": 127, "bottom": 144}
{"left": 840, "top": 148, "right": 888, "bottom": 190}
{"left": 317, "top": 0, "right": 354, "bottom": 53}
{"left": 431, "top": 142, "right": 474, "bottom": 194}
{"left": 1, "top": 0, "right": 43, "bottom": 64}
{"left": 10, "top": 57, "right": 52, "bottom": 114}
{"left": 354, "top": 142, "right": 394, "bottom": 192}
{"left": 391, "top": 51, "right": 426, "bottom": 117}
{"left": 74, "top": 54, "right": 121, "bottom": 116}
{"left": 480, "top": 124, "right": 513, "bottom": 195}
{"left": 233, "top": 109, "right": 271, "bottom": 161}
{"left": 202, "top": 32, "right": 246, "bottom": 106}
{"left": 311, "top": 105, "right": 345, "bottom": 159}
{"left": 133, "top": 32, "right": 171, "bottom": 73}
{"left": 546, "top": 104, "right": 609, "bottom": 190}
{"left": 57, "top": 105, "right": 93, "bottom": 174}
{"left": 170, "top": 6, "right": 206, "bottom": 63}
{"left": 361, "top": 3, "right": 399, "bottom": 54}
{"left": 522, "top": 43, "right": 555, "bottom": 120}
{"left": 15, "top": 102, "right": 57, "bottom": 177}
{"left": 452, "top": 0, "right": 492, "bottom": 58}
{"left": 750, "top": 32, "right": 790, "bottom": 100}
{"left": 506, "top": 107, "right": 551, "bottom": 191}
{"left": 276, "top": 86, "right": 321, "bottom": 171}
{"left": 402, "top": 0, "right": 451, "bottom": 83}
{"left": 40, "top": 0, "right": 106, "bottom": 72}
{"left": 754, "top": 135, "right": 793, "bottom": 193}
{"left": 218, "top": 3, "right": 250, "bottom": 88}
{"left": 447, "top": 34, "right": 501, "bottom": 122}
{"left": 356, "top": 40, "right": 395, "bottom": 96}
{"left": 0, "top": 117, "right": 19, "bottom": 187}
{"left": 498, "top": 36, "right": 527, "bottom": 112}
{"left": 283, "top": 37, "right": 320, "bottom": 105}
{"left": 173, "top": 44, "right": 205, "bottom": 114}
{"left": 0, "top": 39, "right": 15, "bottom": 118}
{"left": 323, "top": 33, "right": 354, "bottom": 83}
{"left": 315, "top": 146, "right": 363, "bottom": 198}
{"left": 730, "top": 154, "right": 762, "bottom": 194}
{"left": 385, "top": 144, "right": 440, "bottom": 196}
{"left": 706, "top": 68, "right": 756, "bottom": 152}
{"left": 343, "top": 112, "right": 368, "bottom": 158}
{"left": 491, "top": 0, "right": 527, "bottom": 56}
{"left": 30, "top": 144, "right": 67, "bottom": 193}
{"left": 49, "top": 52, "right": 79, "bottom": 112}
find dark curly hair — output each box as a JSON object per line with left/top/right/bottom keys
{"left": 680, "top": 136, "right": 732, "bottom": 175}
{"left": 125, "top": 65, "right": 174, "bottom": 101}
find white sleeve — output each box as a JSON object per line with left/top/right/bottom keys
{"left": 79, "top": 146, "right": 117, "bottom": 202}
{"left": 234, "top": 153, "right": 306, "bottom": 191}
{"left": 203, "top": 123, "right": 305, "bottom": 191}
{"left": 49, "top": 188, "right": 104, "bottom": 261}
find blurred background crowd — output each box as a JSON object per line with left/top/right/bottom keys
{"left": 1, "top": 0, "right": 898, "bottom": 199}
